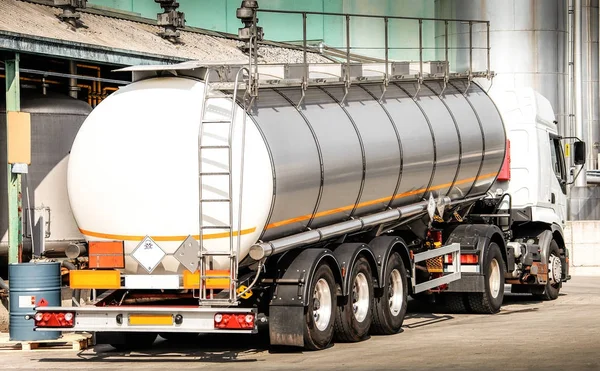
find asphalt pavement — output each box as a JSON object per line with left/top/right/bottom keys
{"left": 2, "top": 276, "right": 599, "bottom": 371}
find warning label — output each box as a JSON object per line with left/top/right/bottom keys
{"left": 18, "top": 295, "right": 36, "bottom": 308}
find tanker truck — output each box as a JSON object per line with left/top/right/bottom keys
{"left": 31, "top": 60, "right": 585, "bottom": 350}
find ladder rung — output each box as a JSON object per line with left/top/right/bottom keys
{"left": 201, "top": 225, "right": 231, "bottom": 229}
{"left": 200, "top": 145, "right": 230, "bottom": 149}
{"left": 200, "top": 198, "right": 231, "bottom": 203}
{"left": 206, "top": 94, "right": 234, "bottom": 98}
{"left": 201, "top": 120, "right": 232, "bottom": 124}
{"left": 199, "top": 172, "right": 230, "bottom": 176}
{"left": 200, "top": 251, "right": 236, "bottom": 256}
{"left": 201, "top": 275, "right": 233, "bottom": 279}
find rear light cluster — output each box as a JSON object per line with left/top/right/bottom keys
{"left": 445, "top": 254, "right": 479, "bottom": 265}
{"left": 34, "top": 311, "right": 75, "bottom": 328}
{"left": 214, "top": 313, "right": 255, "bottom": 330}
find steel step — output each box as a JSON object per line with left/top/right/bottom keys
{"left": 199, "top": 172, "right": 230, "bottom": 176}
{"left": 200, "top": 198, "right": 231, "bottom": 202}
{"left": 200, "top": 145, "right": 230, "bottom": 149}
{"left": 201, "top": 225, "right": 232, "bottom": 229}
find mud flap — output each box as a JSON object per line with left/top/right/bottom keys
{"left": 269, "top": 306, "right": 304, "bottom": 347}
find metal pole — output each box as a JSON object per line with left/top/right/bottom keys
{"left": 469, "top": 21, "right": 473, "bottom": 74}
{"left": 574, "top": 0, "right": 586, "bottom": 186}
{"left": 5, "top": 53, "right": 22, "bottom": 264}
{"left": 346, "top": 14, "right": 351, "bottom": 76}
{"left": 486, "top": 21, "right": 491, "bottom": 76}
{"left": 419, "top": 19, "right": 423, "bottom": 78}
{"left": 445, "top": 20, "right": 449, "bottom": 75}
{"left": 384, "top": 17, "right": 389, "bottom": 77}
{"left": 303, "top": 12, "right": 308, "bottom": 83}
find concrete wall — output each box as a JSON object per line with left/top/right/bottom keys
{"left": 565, "top": 221, "right": 600, "bottom": 275}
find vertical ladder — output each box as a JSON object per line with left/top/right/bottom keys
{"left": 197, "top": 67, "right": 248, "bottom": 305}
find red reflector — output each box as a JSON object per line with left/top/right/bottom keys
{"left": 497, "top": 139, "right": 511, "bottom": 181}
{"left": 34, "top": 311, "right": 75, "bottom": 328}
{"left": 214, "top": 313, "right": 255, "bottom": 330}
{"left": 445, "top": 254, "right": 479, "bottom": 265}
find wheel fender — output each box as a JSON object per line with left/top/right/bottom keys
{"left": 269, "top": 248, "right": 342, "bottom": 308}
{"left": 537, "top": 229, "right": 554, "bottom": 266}
{"left": 330, "top": 243, "right": 378, "bottom": 295}
{"left": 445, "top": 224, "right": 507, "bottom": 271}
{"left": 268, "top": 248, "right": 341, "bottom": 348}
{"left": 368, "top": 236, "right": 411, "bottom": 289}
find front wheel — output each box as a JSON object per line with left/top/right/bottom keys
{"left": 466, "top": 243, "right": 505, "bottom": 314}
{"left": 303, "top": 262, "right": 337, "bottom": 350}
{"left": 532, "top": 240, "right": 562, "bottom": 300}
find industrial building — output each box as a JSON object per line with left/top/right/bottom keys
{"left": 0, "top": 0, "right": 599, "bottom": 345}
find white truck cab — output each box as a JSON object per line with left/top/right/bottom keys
{"left": 494, "top": 88, "right": 567, "bottom": 228}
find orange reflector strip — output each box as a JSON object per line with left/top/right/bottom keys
{"left": 446, "top": 254, "right": 479, "bottom": 265}
{"left": 70, "top": 270, "right": 121, "bottom": 289}
{"left": 183, "top": 270, "right": 230, "bottom": 289}
{"left": 129, "top": 314, "right": 173, "bottom": 326}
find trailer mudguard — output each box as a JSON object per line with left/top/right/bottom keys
{"left": 268, "top": 248, "right": 342, "bottom": 347}
{"left": 330, "top": 243, "right": 378, "bottom": 294}
{"left": 368, "top": 235, "right": 412, "bottom": 289}
{"left": 444, "top": 224, "right": 507, "bottom": 293}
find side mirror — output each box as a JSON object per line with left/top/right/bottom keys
{"left": 574, "top": 141, "right": 586, "bottom": 165}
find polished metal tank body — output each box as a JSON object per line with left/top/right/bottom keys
{"left": 252, "top": 80, "right": 506, "bottom": 241}
{"left": 68, "top": 76, "right": 505, "bottom": 271}
{"left": 0, "top": 92, "right": 91, "bottom": 262}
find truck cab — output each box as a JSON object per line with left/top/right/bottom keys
{"left": 493, "top": 88, "right": 567, "bottom": 228}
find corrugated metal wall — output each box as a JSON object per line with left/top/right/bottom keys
{"left": 88, "top": 0, "right": 435, "bottom": 60}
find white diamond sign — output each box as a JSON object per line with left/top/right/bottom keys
{"left": 132, "top": 236, "right": 166, "bottom": 273}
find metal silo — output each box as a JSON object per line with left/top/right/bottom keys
{"left": 0, "top": 92, "right": 92, "bottom": 266}
{"left": 434, "top": 0, "right": 567, "bottom": 130}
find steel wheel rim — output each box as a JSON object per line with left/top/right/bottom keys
{"left": 352, "top": 272, "right": 370, "bottom": 322}
{"left": 388, "top": 269, "right": 403, "bottom": 316}
{"left": 489, "top": 258, "right": 501, "bottom": 299}
{"left": 548, "top": 253, "right": 562, "bottom": 285}
{"left": 313, "top": 278, "right": 332, "bottom": 331}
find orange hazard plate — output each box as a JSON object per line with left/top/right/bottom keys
{"left": 129, "top": 314, "right": 173, "bottom": 326}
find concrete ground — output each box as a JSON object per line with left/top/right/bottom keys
{"left": 1, "top": 276, "right": 599, "bottom": 371}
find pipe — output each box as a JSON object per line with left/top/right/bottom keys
{"left": 77, "top": 64, "right": 101, "bottom": 106}
{"left": 61, "top": 260, "right": 77, "bottom": 271}
{"left": 574, "top": 0, "right": 586, "bottom": 186}
{"left": 78, "top": 84, "right": 93, "bottom": 105}
{"left": 0, "top": 277, "right": 8, "bottom": 292}
{"left": 248, "top": 199, "right": 440, "bottom": 261}
{"left": 69, "top": 60, "right": 78, "bottom": 99}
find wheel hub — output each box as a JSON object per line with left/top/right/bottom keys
{"left": 489, "top": 258, "right": 501, "bottom": 299}
{"left": 388, "top": 269, "right": 403, "bottom": 316}
{"left": 548, "top": 254, "right": 562, "bottom": 285}
{"left": 352, "top": 272, "right": 370, "bottom": 322}
{"left": 312, "top": 278, "right": 332, "bottom": 331}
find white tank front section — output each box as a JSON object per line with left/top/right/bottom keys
{"left": 67, "top": 77, "right": 273, "bottom": 273}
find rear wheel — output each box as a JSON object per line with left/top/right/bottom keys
{"left": 439, "top": 293, "right": 469, "bottom": 314}
{"left": 303, "top": 262, "right": 336, "bottom": 350}
{"left": 110, "top": 332, "right": 158, "bottom": 351}
{"left": 334, "top": 256, "right": 374, "bottom": 342}
{"left": 371, "top": 253, "right": 407, "bottom": 335}
{"left": 466, "top": 243, "right": 505, "bottom": 314}
{"left": 532, "top": 240, "right": 562, "bottom": 300}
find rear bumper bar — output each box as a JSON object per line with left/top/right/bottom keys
{"left": 35, "top": 306, "right": 257, "bottom": 334}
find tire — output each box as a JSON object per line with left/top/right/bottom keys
{"left": 532, "top": 240, "right": 562, "bottom": 301}
{"left": 334, "top": 256, "right": 374, "bottom": 342}
{"left": 371, "top": 253, "right": 408, "bottom": 335}
{"left": 110, "top": 332, "right": 158, "bottom": 351}
{"left": 439, "top": 293, "right": 469, "bottom": 314}
{"left": 159, "top": 332, "right": 199, "bottom": 342}
{"left": 466, "top": 242, "right": 505, "bottom": 314}
{"left": 303, "top": 262, "right": 337, "bottom": 350}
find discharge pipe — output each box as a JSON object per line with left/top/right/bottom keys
{"left": 249, "top": 199, "right": 444, "bottom": 260}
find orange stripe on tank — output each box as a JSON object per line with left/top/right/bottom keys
{"left": 79, "top": 227, "right": 256, "bottom": 242}
{"left": 266, "top": 172, "right": 498, "bottom": 230}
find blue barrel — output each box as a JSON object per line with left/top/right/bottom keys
{"left": 9, "top": 262, "right": 61, "bottom": 341}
